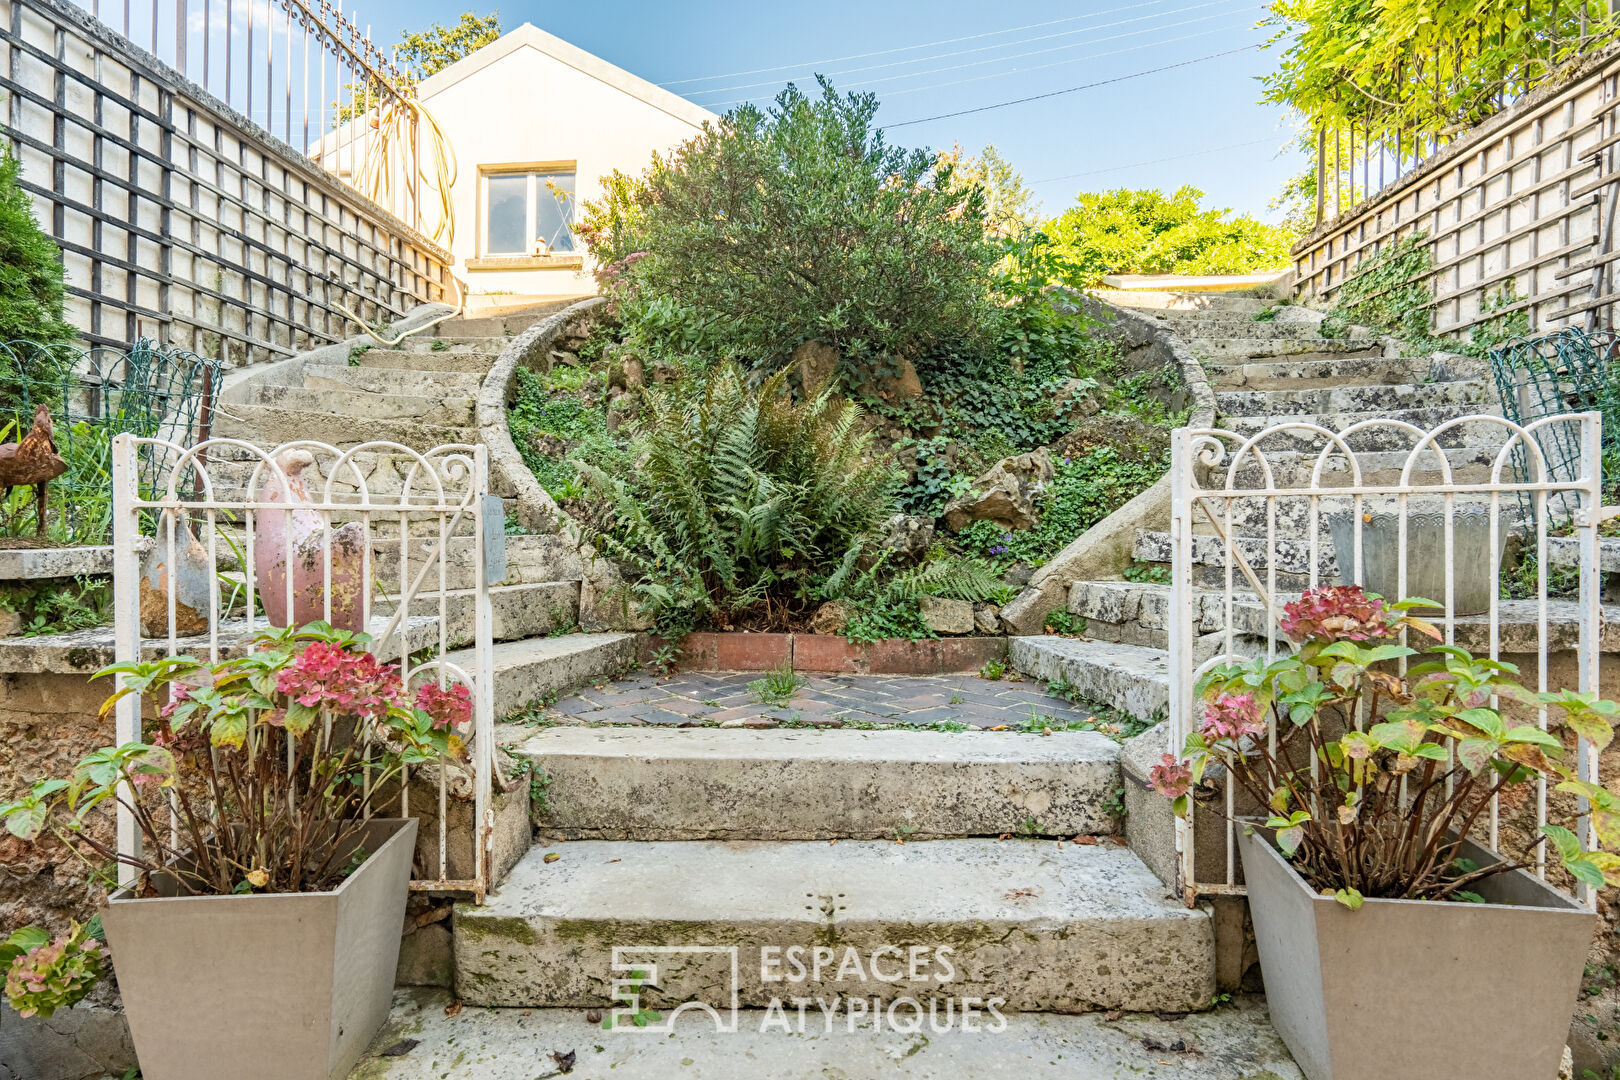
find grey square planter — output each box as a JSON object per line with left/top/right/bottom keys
{"left": 1238, "top": 828, "right": 1594, "bottom": 1080}
{"left": 100, "top": 818, "right": 416, "bottom": 1080}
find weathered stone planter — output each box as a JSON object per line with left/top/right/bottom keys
{"left": 1327, "top": 507, "right": 1504, "bottom": 615}
{"left": 100, "top": 818, "right": 416, "bottom": 1080}
{"left": 1238, "top": 827, "right": 1593, "bottom": 1080}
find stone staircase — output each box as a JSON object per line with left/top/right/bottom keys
{"left": 207, "top": 298, "right": 640, "bottom": 725}
{"left": 1011, "top": 288, "right": 1509, "bottom": 726}
{"left": 452, "top": 726, "right": 1219, "bottom": 1015}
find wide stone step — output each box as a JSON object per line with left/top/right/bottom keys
{"left": 351, "top": 989, "right": 1303, "bottom": 1080}
{"left": 1142, "top": 315, "right": 1340, "bottom": 340}
{"left": 370, "top": 580, "right": 581, "bottom": 654}
{"left": 199, "top": 449, "right": 515, "bottom": 502}
{"left": 1207, "top": 446, "right": 1503, "bottom": 491}
{"left": 1092, "top": 289, "right": 1271, "bottom": 314}
{"left": 446, "top": 632, "right": 640, "bottom": 719}
{"left": 1182, "top": 335, "right": 1380, "bottom": 357}
{"left": 519, "top": 728, "right": 1123, "bottom": 841}
{"left": 446, "top": 300, "right": 585, "bottom": 338}
{"left": 1216, "top": 407, "right": 1506, "bottom": 451}
{"left": 354, "top": 349, "right": 494, "bottom": 374}
{"left": 452, "top": 839, "right": 1215, "bottom": 1012}
{"left": 400, "top": 335, "right": 508, "bottom": 354}
{"left": 373, "top": 533, "right": 583, "bottom": 592}
{"left": 247, "top": 384, "right": 476, "bottom": 426}
{"left": 302, "top": 362, "right": 482, "bottom": 397}
{"left": 211, "top": 403, "right": 475, "bottom": 451}
{"left": 1214, "top": 379, "right": 1493, "bottom": 418}
{"left": 1008, "top": 637, "right": 1170, "bottom": 722}
{"left": 1134, "top": 529, "right": 1337, "bottom": 582}
{"left": 1206, "top": 355, "right": 1479, "bottom": 390}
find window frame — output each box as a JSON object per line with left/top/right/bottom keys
{"left": 477, "top": 161, "right": 579, "bottom": 260}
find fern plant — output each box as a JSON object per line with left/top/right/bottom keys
{"left": 575, "top": 363, "right": 900, "bottom": 629}
{"left": 822, "top": 543, "right": 1012, "bottom": 645}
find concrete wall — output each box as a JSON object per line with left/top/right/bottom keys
{"left": 0, "top": 0, "right": 453, "bottom": 364}
{"left": 1292, "top": 45, "right": 1620, "bottom": 339}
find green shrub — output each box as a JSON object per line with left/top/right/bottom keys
{"left": 959, "top": 447, "right": 1167, "bottom": 569}
{"left": 508, "top": 367, "right": 618, "bottom": 499}
{"left": 820, "top": 546, "right": 1011, "bottom": 646}
{"left": 0, "top": 151, "right": 75, "bottom": 409}
{"left": 576, "top": 363, "right": 901, "bottom": 629}
{"left": 1046, "top": 186, "right": 1294, "bottom": 286}
{"left": 579, "top": 78, "right": 995, "bottom": 378}
{"left": 1320, "top": 231, "right": 1435, "bottom": 344}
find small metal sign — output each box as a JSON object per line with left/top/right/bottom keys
{"left": 482, "top": 494, "right": 507, "bottom": 586}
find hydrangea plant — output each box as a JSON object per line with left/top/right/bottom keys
{"left": 1, "top": 920, "right": 102, "bottom": 1018}
{"left": 0, "top": 622, "right": 472, "bottom": 897}
{"left": 1155, "top": 584, "right": 1620, "bottom": 908}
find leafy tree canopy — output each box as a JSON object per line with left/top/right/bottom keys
{"left": 579, "top": 78, "right": 994, "bottom": 372}
{"left": 0, "top": 151, "right": 74, "bottom": 407}
{"left": 938, "top": 143, "right": 1040, "bottom": 236}
{"left": 1045, "top": 186, "right": 1295, "bottom": 284}
{"left": 395, "top": 11, "right": 503, "bottom": 81}
{"left": 1261, "top": 0, "right": 1609, "bottom": 150}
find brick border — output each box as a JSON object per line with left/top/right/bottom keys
{"left": 647, "top": 633, "right": 1009, "bottom": 675}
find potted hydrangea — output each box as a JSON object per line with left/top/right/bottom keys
{"left": 0, "top": 622, "right": 471, "bottom": 1080}
{"left": 1154, "top": 585, "right": 1616, "bottom": 1080}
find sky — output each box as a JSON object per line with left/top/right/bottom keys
{"left": 375, "top": 0, "right": 1310, "bottom": 223}
{"left": 80, "top": 0, "right": 1307, "bottom": 224}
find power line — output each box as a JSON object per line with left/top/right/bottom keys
{"left": 686, "top": 0, "right": 1226, "bottom": 99}
{"left": 884, "top": 43, "right": 1262, "bottom": 128}
{"left": 1027, "top": 136, "right": 1282, "bottom": 186}
{"left": 699, "top": 5, "right": 1251, "bottom": 107}
{"left": 660, "top": 0, "right": 1179, "bottom": 87}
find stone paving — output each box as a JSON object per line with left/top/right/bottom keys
{"left": 541, "top": 668, "right": 1103, "bottom": 731}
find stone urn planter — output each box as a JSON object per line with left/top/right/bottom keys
{"left": 100, "top": 818, "right": 416, "bottom": 1080}
{"left": 1327, "top": 507, "right": 1505, "bottom": 615}
{"left": 1237, "top": 827, "right": 1593, "bottom": 1080}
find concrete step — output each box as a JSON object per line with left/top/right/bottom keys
{"left": 400, "top": 335, "right": 508, "bottom": 354}
{"left": 247, "top": 384, "right": 476, "bottom": 426}
{"left": 1093, "top": 289, "right": 1271, "bottom": 314}
{"left": 352, "top": 988, "right": 1304, "bottom": 1080}
{"left": 453, "top": 839, "right": 1215, "bottom": 1012}
{"left": 354, "top": 349, "right": 495, "bottom": 374}
{"left": 1206, "top": 445, "right": 1505, "bottom": 490}
{"left": 200, "top": 449, "right": 518, "bottom": 502}
{"left": 1214, "top": 379, "right": 1493, "bottom": 419}
{"left": 1134, "top": 529, "right": 1336, "bottom": 582}
{"left": 1206, "top": 355, "right": 1480, "bottom": 390}
{"left": 519, "top": 728, "right": 1124, "bottom": 841}
{"left": 1216, "top": 407, "right": 1506, "bottom": 452}
{"left": 370, "top": 580, "right": 581, "bottom": 654}
{"left": 447, "top": 632, "right": 640, "bottom": 719}
{"left": 211, "top": 403, "right": 475, "bottom": 451}
{"left": 444, "top": 300, "right": 585, "bottom": 338}
{"left": 1184, "top": 337, "right": 1382, "bottom": 361}
{"left": 373, "top": 533, "right": 584, "bottom": 592}
{"left": 1142, "top": 315, "right": 1341, "bottom": 340}
{"left": 1008, "top": 637, "right": 1170, "bottom": 723}
{"left": 302, "top": 362, "right": 482, "bottom": 396}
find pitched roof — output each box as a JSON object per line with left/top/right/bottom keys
{"left": 415, "top": 23, "right": 716, "bottom": 129}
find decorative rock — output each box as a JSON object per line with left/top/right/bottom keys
{"left": 548, "top": 349, "right": 579, "bottom": 368}
{"left": 578, "top": 547, "right": 652, "bottom": 632}
{"left": 973, "top": 603, "right": 1002, "bottom": 635}
{"left": 0, "top": 608, "right": 19, "bottom": 637}
{"left": 879, "top": 513, "right": 934, "bottom": 562}
{"left": 809, "top": 600, "right": 852, "bottom": 636}
{"left": 1055, "top": 377, "right": 1101, "bottom": 417}
{"left": 857, "top": 355, "right": 924, "bottom": 401}
{"left": 941, "top": 448, "right": 1054, "bottom": 533}
{"left": 791, "top": 340, "right": 840, "bottom": 393}
{"left": 918, "top": 595, "right": 974, "bottom": 635}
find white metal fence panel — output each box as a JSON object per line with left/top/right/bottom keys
{"left": 1169, "top": 413, "right": 1606, "bottom": 906}
{"left": 109, "top": 433, "right": 497, "bottom": 900}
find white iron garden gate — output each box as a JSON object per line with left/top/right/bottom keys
{"left": 1168, "top": 413, "right": 1609, "bottom": 907}
{"left": 109, "top": 434, "right": 498, "bottom": 899}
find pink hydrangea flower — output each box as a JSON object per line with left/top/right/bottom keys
{"left": 1149, "top": 754, "right": 1192, "bottom": 799}
{"left": 416, "top": 681, "right": 473, "bottom": 733}
{"left": 1199, "top": 692, "right": 1267, "bottom": 742}
{"left": 275, "top": 641, "right": 402, "bottom": 721}
{"left": 1279, "top": 585, "right": 1396, "bottom": 644}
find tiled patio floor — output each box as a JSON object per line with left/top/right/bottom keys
{"left": 541, "top": 669, "right": 1100, "bottom": 730}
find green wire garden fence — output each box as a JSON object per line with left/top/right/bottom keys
{"left": 1, "top": 339, "right": 221, "bottom": 546}
{"left": 1490, "top": 327, "right": 1620, "bottom": 525}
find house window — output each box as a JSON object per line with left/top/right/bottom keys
{"left": 482, "top": 166, "right": 577, "bottom": 257}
